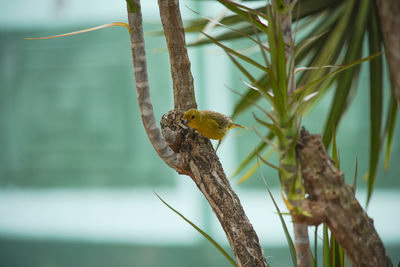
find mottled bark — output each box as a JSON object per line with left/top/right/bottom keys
{"left": 157, "top": 0, "right": 196, "bottom": 112}
{"left": 376, "top": 0, "right": 400, "bottom": 103}
{"left": 161, "top": 111, "right": 268, "bottom": 267}
{"left": 296, "top": 128, "right": 393, "bottom": 267}
{"left": 126, "top": 0, "right": 268, "bottom": 266}
{"left": 126, "top": 0, "right": 181, "bottom": 169}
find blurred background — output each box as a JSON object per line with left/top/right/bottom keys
{"left": 0, "top": 1, "right": 399, "bottom": 266}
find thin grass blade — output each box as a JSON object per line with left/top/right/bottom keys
{"left": 232, "top": 74, "right": 270, "bottom": 118}
{"left": 232, "top": 132, "right": 274, "bottom": 177}
{"left": 353, "top": 157, "right": 358, "bottom": 193}
{"left": 237, "top": 147, "right": 274, "bottom": 184}
{"left": 253, "top": 113, "right": 285, "bottom": 141}
{"left": 189, "top": 26, "right": 255, "bottom": 46}
{"left": 25, "top": 22, "right": 131, "bottom": 40}
{"left": 155, "top": 193, "right": 237, "bottom": 266}
{"left": 383, "top": 96, "right": 398, "bottom": 171}
{"left": 365, "top": 4, "right": 384, "bottom": 205}
{"left": 323, "top": 224, "right": 331, "bottom": 267}
{"left": 202, "top": 31, "right": 268, "bottom": 72}
{"left": 262, "top": 177, "right": 297, "bottom": 267}
{"left": 257, "top": 150, "right": 282, "bottom": 171}
{"left": 313, "top": 226, "right": 318, "bottom": 267}
{"left": 216, "top": 0, "right": 267, "bottom": 33}
{"left": 331, "top": 128, "right": 339, "bottom": 168}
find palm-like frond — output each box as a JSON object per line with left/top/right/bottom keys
{"left": 186, "top": 0, "right": 398, "bottom": 203}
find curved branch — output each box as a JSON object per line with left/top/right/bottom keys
{"left": 126, "top": 0, "right": 182, "bottom": 169}
{"left": 126, "top": 0, "right": 269, "bottom": 265}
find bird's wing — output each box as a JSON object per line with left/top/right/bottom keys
{"left": 202, "top": 110, "right": 231, "bottom": 129}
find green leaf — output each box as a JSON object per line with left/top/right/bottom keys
{"left": 294, "top": 52, "right": 381, "bottom": 114}
{"left": 262, "top": 178, "right": 297, "bottom": 267}
{"left": 323, "top": 224, "right": 331, "bottom": 267}
{"left": 228, "top": 81, "right": 275, "bottom": 121}
{"left": 232, "top": 132, "right": 274, "bottom": 177}
{"left": 264, "top": 5, "right": 287, "bottom": 121}
{"left": 322, "top": 0, "right": 370, "bottom": 147}
{"left": 227, "top": 53, "right": 258, "bottom": 85}
{"left": 253, "top": 125, "right": 279, "bottom": 150}
{"left": 292, "top": 8, "right": 355, "bottom": 114}
{"left": 226, "top": 55, "right": 272, "bottom": 105}
{"left": 231, "top": 83, "right": 263, "bottom": 119}
{"left": 188, "top": 26, "right": 255, "bottom": 46}
{"left": 366, "top": 4, "right": 383, "bottom": 206}
{"left": 294, "top": 30, "right": 330, "bottom": 60}
{"left": 248, "top": 17, "right": 270, "bottom": 69}
{"left": 352, "top": 157, "right": 358, "bottom": 193}
{"left": 294, "top": 11, "right": 340, "bottom": 67}
{"left": 329, "top": 233, "right": 345, "bottom": 267}
{"left": 313, "top": 226, "right": 318, "bottom": 267}
{"left": 217, "top": 0, "right": 268, "bottom": 22}
{"left": 185, "top": 12, "right": 250, "bottom": 34}
{"left": 257, "top": 150, "right": 282, "bottom": 171}
{"left": 155, "top": 193, "right": 238, "bottom": 267}
{"left": 186, "top": 6, "right": 272, "bottom": 50}
{"left": 295, "top": 2, "right": 353, "bottom": 99}
{"left": 338, "top": 242, "right": 344, "bottom": 267}
{"left": 330, "top": 236, "right": 336, "bottom": 266}
{"left": 253, "top": 113, "right": 285, "bottom": 142}
{"left": 237, "top": 147, "right": 274, "bottom": 184}
{"left": 201, "top": 31, "right": 268, "bottom": 72}
{"left": 294, "top": 0, "right": 343, "bottom": 19}
{"left": 186, "top": 0, "right": 343, "bottom": 41}
{"left": 331, "top": 128, "right": 339, "bottom": 168}
{"left": 383, "top": 96, "right": 398, "bottom": 171}
{"left": 216, "top": 0, "right": 268, "bottom": 33}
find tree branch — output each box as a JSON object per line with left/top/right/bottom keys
{"left": 126, "top": 0, "right": 182, "bottom": 169}
{"left": 158, "top": 0, "right": 197, "bottom": 112}
{"left": 157, "top": 0, "right": 268, "bottom": 265}
{"left": 162, "top": 112, "right": 268, "bottom": 267}
{"left": 296, "top": 128, "right": 393, "bottom": 267}
{"left": 126, "top": 0, "right": 269, "bottom": 265}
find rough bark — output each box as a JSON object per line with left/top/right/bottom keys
{"left": 376, "top": 0, "right": 400, "bottom": 103}
{"left": 161, "top": 111, "right": 268, "bottom": 267}
{"left": 296, "top": 128, "right": 393, "bottom": 267}
{"left": 126, "top": 0, "right": 269, "bottom": 266}
{"left": 158, "top": 0, "right": 196, "bottom": 112}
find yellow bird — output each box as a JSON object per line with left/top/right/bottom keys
{"left": 182, "top": 109, "right": 246, "bottom": 150}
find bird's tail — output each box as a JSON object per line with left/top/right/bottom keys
{"left": 231, "top": 123, "right": 247, "bottom": 129}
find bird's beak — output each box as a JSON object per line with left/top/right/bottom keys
{"left": 183, "top": 119, "right": 189, "bottom": 125}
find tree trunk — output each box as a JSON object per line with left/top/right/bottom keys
{"left": 126, "top": 0, "right": 269, "bottom": 266}
{"left": 296, "top": 128, "right": 393, "bottom": 267}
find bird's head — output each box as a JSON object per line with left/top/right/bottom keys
{"left": 182, "top": 109, "right": 201, "bottom": 129}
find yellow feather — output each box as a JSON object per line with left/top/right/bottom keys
{"left": 183, "top": 109, "right": 246, "bottom": 141}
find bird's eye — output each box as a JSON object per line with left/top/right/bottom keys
{"left": 191, "top": 115, "right": 195, "bottom": 119}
